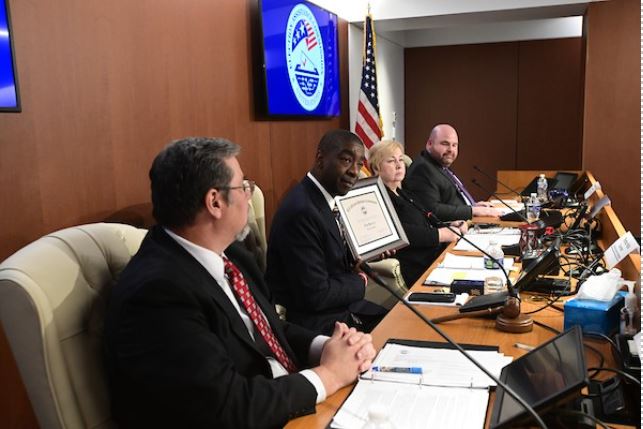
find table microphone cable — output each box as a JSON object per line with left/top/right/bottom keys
{"left": 359, "top": 262, "right": 549, "bottom": 429}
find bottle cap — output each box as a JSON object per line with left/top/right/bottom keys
{"left": 367, "top": 406, "right": 388, "bottom": 422}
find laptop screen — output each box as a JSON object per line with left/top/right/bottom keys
{"left": 490, "top": 326, "right": 587, "bottom": 428}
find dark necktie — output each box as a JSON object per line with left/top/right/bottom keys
{"left": 332, "top": 204, "right": 346, "bottom": 241}
{"left": 443, "top": 167, "right": 476, "bottom": 205}
{"left": 223, "top": 256, "right": 297, "bottom": 373}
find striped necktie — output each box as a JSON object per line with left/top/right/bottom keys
{"left": 223, "top": 256, "right": 297, "bottom": 373}
{"left": 443, "top": 167, "right": 476, "bottom": 206}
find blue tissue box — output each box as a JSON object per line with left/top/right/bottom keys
{"left": 564, "top": 292, "right": 626, "bottom": 336}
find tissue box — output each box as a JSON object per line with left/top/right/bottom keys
{"left": 564, "top": 291, "right": 626, "bottom": 336}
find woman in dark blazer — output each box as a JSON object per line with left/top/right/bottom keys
{"left": 369, "top": 140, "right": 467, "bottom": 286}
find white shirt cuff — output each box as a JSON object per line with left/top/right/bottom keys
{"left": 308, "top": 335, "right": 329, "bottom": 366}
{"left": 300, "top": 369, "right": 327, "bottom": 403}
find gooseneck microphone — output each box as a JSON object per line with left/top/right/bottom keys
{"left": 471, "top": 178, "right": 531, "bottom": 224}
{"left": 396, "top": 189, "right": 517, "bottom": 304}
{"left": 473, "top": 165, "right": 523, "bottom": 199}
{"left": 359, "top": 262, "right": 548, "bottom": 429}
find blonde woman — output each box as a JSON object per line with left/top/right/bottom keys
{"left": 369, "top": 140, "right": 466, "bottom": 285}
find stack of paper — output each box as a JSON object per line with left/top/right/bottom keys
{"left": 424, "top": 253, "right": 515, "bottom": 285}
{"left": 490, "top": 199, "right": 524, "bottom": 216}
{"left": 424, "top": 268, "right": 507, "bottom": 285}
{"left": 331, "top": 341, "right": 513, "bottom": 429}
{"left": 453, "top": 229, "right": 521, "bottom": 252}
{"left": 440, "top": 253, "right": 514, "bottom": 270}
{"left": 363, "top": 343, "right": 513, "bottom": 388}
{"left": 331, "top": 383, "right": 489, "bottom": 429}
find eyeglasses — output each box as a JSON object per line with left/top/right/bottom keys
{"left": 221, "top": 179, "right": 256, "bottom": 195}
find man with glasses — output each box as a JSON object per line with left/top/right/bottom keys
{"left": 104, "top": 137, "right": 375, "bottom": 428}
{"left": 267, "top": 129, "right": 387, "bottom": 336}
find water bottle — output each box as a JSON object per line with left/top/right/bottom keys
{"left": 483, "top": 239, "right": 504, "bottom": 270}
{"left": 536, "top": 174, "right": 548, "bottom": 203}
{"left": 362, "top": 406, "right": 395, "bottom": 429}
{"left": 526, "top": 193, "right": 540, "bottom": 222}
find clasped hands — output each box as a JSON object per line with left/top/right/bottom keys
{"left": 314, "top": 322, "right": 376, "bottom": 395}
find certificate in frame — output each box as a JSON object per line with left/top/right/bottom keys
{"left": 334, "top": 176, "right": 409, "bottom": 261}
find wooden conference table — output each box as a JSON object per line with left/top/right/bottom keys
{"left": 286, "top": 170, "right": 640, "bottom": 429}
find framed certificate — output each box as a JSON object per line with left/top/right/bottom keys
{"left": 334, "top": 176, "right": 409, "bottom": 261}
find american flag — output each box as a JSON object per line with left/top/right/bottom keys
{"left": 355, "top": 14, "right": 382, "bottom": 153}
{"left": 304, "top": 21, "right": 317, "bottom": 50}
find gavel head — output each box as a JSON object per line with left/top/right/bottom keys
{"left": 501, "top": 296, "right": 521, "bottom": 318}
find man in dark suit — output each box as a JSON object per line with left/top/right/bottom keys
{"left": 103, "top": 137, "right": 376, "bottom": 429}
{"left": 404, "top": 124, "right": 503, "bottom": 221}
{"left": 266, "top": 130, "right": 387, "bottom": 336}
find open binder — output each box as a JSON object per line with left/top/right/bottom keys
{"left": 331, "top": 339, "right": 513, "bottom": 429}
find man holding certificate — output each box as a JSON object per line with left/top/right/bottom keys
{"left": 266, "top": 130, "right": 387, "bottom": 336}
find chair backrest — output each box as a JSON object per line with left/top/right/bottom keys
{"left": 402, "top": 153, "right": 413, "bottom": 168}
{"left": 245, "top": 184, "right": 267, "bottom": 271}
{"left": 0, "top": 223, "right": 147, "bottom": 429}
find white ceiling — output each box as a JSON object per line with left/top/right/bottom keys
{"left": 308, "top": 0, "right": 605, "bottom": 46}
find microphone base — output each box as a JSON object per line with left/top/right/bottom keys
{"left": 496, "top": 313, "right": 533, "bottom": 333}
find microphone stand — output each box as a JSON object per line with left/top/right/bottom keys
{"left": 360, "top": 261, "right": 548, "bottom": 429}
{"left": 471, "top": 178, "right": 532, "bottom": 224}
{"left": 396, "top": 189, "right": 533, "bottom": 333}
{"left": 473, "top": 165, "right": 524, "bottom": 199}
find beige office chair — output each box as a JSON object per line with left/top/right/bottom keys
{"left": 0, "top": 223, "right": 147, "bottom": 429}
{"left": 402, "top": 153, "right": 413, "bottom": 168}
{"left": 364, "top": 258, "right": 407, "bottom": 310}
{"left": 246, "top": 184, "right": 267, "bottom": 272}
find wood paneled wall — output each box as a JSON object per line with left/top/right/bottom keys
{"left": 583, "top": 0, "right": 640, "bottom": 236}
{"left": 0, "top": 0, "right": 348, "bottom": 263}
{"left": 0, "top": 1, "right": 348, "bottom": 427}
{"left": 404, "top": 38, "right": 583, "bottom": 201}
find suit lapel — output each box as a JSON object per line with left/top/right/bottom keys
{"left": 302, "top": 177, "right": 344, "bottom": 249}
{"left": 423, "top": 151, "right": 466, "bottom": 205}
{"left": 151, "top": 227, "right": 262, "bottom": 353}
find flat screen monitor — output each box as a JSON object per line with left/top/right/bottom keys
{"left": 553, "top": 172, "right": 578, "bottom": 191}
{"left": 490, "top": 325, "right": 588, "bottom": 428}
{"left": 259, "top": 0, "right": 340, "bottom": 117}
{"left": 459, "top": 240, "right": 561, "bottom": 312}
{"left": 0, "top": 0, "right": 19, "bottom": 112}
{"left": 514, "top": 241, "right": 560, "bottom": 292}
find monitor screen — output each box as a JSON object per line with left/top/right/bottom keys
{"left": 259, "top": 0, "right": 340, "bottom": 117}
{"left": 553, "top": 172, "right": 578, "bottom": 191}
{"left": 0, "top": 0, "right": 19, "bottom": 112}
{"left": 514, "top": 240, "right": 560, "bottom": 292}
{"left": 490, "top": 326, "right": 587, "bottom": 428}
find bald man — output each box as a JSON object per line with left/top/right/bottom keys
{"left": 404, "top": 124, "right": 502, "bottom": 221}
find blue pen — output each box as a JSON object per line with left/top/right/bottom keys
{"left": 372, "top": 366, "right": 423, "bottom": 374}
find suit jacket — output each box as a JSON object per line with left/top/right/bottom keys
{"left": 266, "top": 176, "right": 382, "bottom": 335}
{"left": 404, "top": 150, "right": 473, "bottom": 221}
{"left": 104, "top": 226, "right": 318, "bottom": 429}
{"left": 388, "top": 187, "right": 445, "bottom": 286}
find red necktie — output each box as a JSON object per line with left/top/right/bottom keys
{"left": 223, "top": 257, "right": 297, "bottom": 373}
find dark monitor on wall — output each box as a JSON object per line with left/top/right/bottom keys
{"left": 0, "top": 0, "right": 20, "bottom": 112}
{"left": 490, "top": 325, "right": 588, "bottom": 429}
{"left": 258, "top": 0, "right": 340, "bottom": 117}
